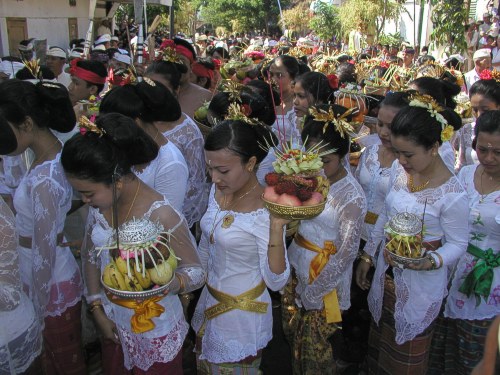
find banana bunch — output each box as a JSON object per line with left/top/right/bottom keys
{"left": 102, "top": 252, "right": 178, "bottom": 292}
{"left": 385, "top": 233, "right": 422, "bottom": 258}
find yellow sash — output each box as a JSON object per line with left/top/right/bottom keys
{"left": 294, "top": 233, "right": 342, "bottom": 323}
{"left": 106, "top": 292, "right": 165, "bottom": 334}
{"left": 205, "top": 281, "right": 268, "bottom": 320}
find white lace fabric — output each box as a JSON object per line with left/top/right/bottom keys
{"left": 0, "top": 155, "right": 27, "bottom": 195}
{"left": 13, "top": 154, "right": 82, "bottom": 319}
{"left": 445, "top": 165, "right": 500, "bottom": 320}
{"left": 0, "top": 197, "right": 42, "bottom": 374}
{"left": 355, "top": 144, "right": 391, "bottom": 241}
{"left": 289, "top": 173, "right": 367, "bottom": 311}
{"left": 456, "top": 122, "right": 478, "bottom": 171}
{"left": 133, "top": 141, "right": 188, "bottom": 213}
{"left": 192, "top": 185, "right": 290, "bottom": 363}
{"left": 273, "top": 109, "right": 302, "bottom": 147}
{"left": 366, "top": 162, "right": 469, "bottom": 344}
{"left": 439, "top": 141, "right": 456, "bottom": 172}
{"left": 83, "top": 199, "right": 205, "bottom": 370}
{"left": 162, "top": 115, "right": 209, "bottom": 227}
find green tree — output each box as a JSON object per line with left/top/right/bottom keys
{"left": 281, "top": 1, "right": 311, "bottom": 36}
{"left": 429, "top": 0, "right": 468, "bottom": 54}
{"left": 309, "top": 2, "right": 341, "bottom": 40}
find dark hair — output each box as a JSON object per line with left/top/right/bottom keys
{"left": 15, "top": 65, "right": 56, "bottom": 81}
{"left": 336, "top": 62, "right": 357, "bottom": 85}
{"left": 246, "top": 79, "right": 281, "bottom": 107}
{"left": 294, "top": 72, "right": 333, "bottom": 105}
{"left": 208, "top": 47, "right": 229, "bottom": 60}
{"left": 391, "top": 105, "right": 462, "bottom": 148}
{"left": 204, "top": 120, "right": 277, "bottom": 164}
{"left": 475, "top": 110, "right": 500, "bottom": 136}
{"left": 208, "top": 90, "right": 276, "bottom": 126}
{"left": 416, "top": 55, "right": 435, "bottom": 66}
{"left": 173, "top": 37, "right": 197, "bottom": 61}
{"left": 410, "top": 77, "right": 461, "bottom": 109}
{"left": 100, "top": 80, "right": 181, "bottom": 122}
{"left": 74, "top": 59, "right": 107, "bottom": 93}
{"left": 61, "top": 113, "right": 159, "bottom": 184}
{"left": 379, "top": 91, "right": 411, "bottom": 109}
{"left": 301, "top": 104, "right": 352, "bottom": 158}
{"left": 0, "top": 80, "right": 75, "bottom": 154}
{"left": 145, "top": 60, "right": 185, "bottom": 90}
{"left": 272, "top": 55, "right": 300, "bottom": 79}
{"left": 469, "top": 79, "right": 500, "bottom": 104}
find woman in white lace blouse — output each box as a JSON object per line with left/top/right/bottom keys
{"left": 277, "top": 104, "right": 367, "bottom": 374}
{"left": 193, "top": 118, "right": 289, "bottom": 374}
{"left": 0, "top": 79, "right": 85, "bottom": 374}
{"left": 61, "top": 113, "right": 205, "bottom": 373}
{"left": 0, "top": 196, "right": 42, "bottom": 375}
{"left": 359, "top": 95, "right": 469, "bottom": 374}
{"left": 428, "top": 110, "right": 500, "bottom": 374}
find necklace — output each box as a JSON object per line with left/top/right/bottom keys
{"left": 30, "top": 139, "right": 60, "bottom": 169}
{"left": 479, "top": 168, "right": 500, "bottom": 203}
{"left": 111, "top": 179, "right": 141, "bottom": 228}
{"left": 408, "top": 174, "right": 430, "bottom": 193}
{"left": 209, "top": 181, "right": 259, "bottom": 244}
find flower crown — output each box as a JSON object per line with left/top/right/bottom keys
{"left": 78, "top": 115, "right": 106, "bottom": 137}
{"left": 218, "top": 79, "right": 246, "bottom": 103}
{"left": 22, "top": 59, "right": 42, "bottom": 80}
{"left": 224, "top": 102, "right": 261, "bottom": 126}
{"left": 158, "top": 40, "right": 184, "bottom": 65}
{"left": 408, "top": 93, "right": 454, "bottom": 142}
{"left": 309, "top": 106, "right": 356, "bottom": 139}
{"left": 479, "top": 68, "right": 500, "bottom": 82}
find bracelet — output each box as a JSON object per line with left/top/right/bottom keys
{"left": 86, "top": 293, "right": 103, "bottom": 304}
{"left": 427, "top": 254, "right": 437, "bottom": 270}
{"left": 176, "top": 273, "right": 185, "bottom": 294}
{"left": 433, "top": 252, "right": 444, "bottom": 269}
{"left": 88, "top": 300, "right": 103, "bottom": 314}
{"left": 359, "top": 255, "right": 373, "bottom": 266}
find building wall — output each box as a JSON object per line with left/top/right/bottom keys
{"left": 0, "top": 0, "right": 108, "bottom": 57}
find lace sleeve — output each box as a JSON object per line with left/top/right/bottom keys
{"left": 0, "top": 198, "right": 22, "bottom": 311}
{"left": 31, "top": 177, "right": 66, "bottom": 313}
{"left": 183, "top": 136, "right": 208, "bottom": 224}
{"left": 302, "top": 197, "right": 366, "bottom": 309}
{"left": 155, "top": 159, "right": 188, "bottom": 213}
{"left": 197, "top": 223, "right": 210, "bottom": 272}
{"left": 255, "top": 213, "right": 290, "bottom": 291}
{"left": 150, "top": 204, "right": 205, "bottom": 293}
{"left": 435, "top": 192, "right": 469, "bottom": 266}
{"left": 81, "top": 209, "right": 102, "bottom": 302}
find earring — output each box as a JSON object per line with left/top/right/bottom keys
{"left": 432, "top": 152, "right": 437, "bottom": 157}
{"left": 248, "top": 167, "right": 253, "bottom": 172}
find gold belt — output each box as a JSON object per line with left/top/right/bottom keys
{"left": 294, "top": 232, "right": 342, "bottom": 323}
{"left": 205, "top": 281, "right": 268, "bottom": 320}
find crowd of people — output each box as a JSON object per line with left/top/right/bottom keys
{"left": 0, "top": 10, "right": 499, "bottom": 375}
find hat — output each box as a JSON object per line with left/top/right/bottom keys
{"left": 198, "top": 35, "right": 208, "bottom": 41}
{"left": 483, "top": 12, "right": 491, "bottom": 17}
{"left": 473, "top": 48, "right": 492, "bottom": 61}
{"left": 47, "top": 46, "right": 67, "bottom": 59}
{"left": 113, "top": 52, "right": 131, "bottom": 65}
{"left": 18, "top": 38, "right": 35, "bottom": 52}
{"left": 69, "top": 48, "right": 83, "bottom": 59}
{"left": 94, "top": 34, "right": 111, "bottom": 46}
{"left": 93, "top": 44, "right": 106, "bottom": 51}
{"left": 111, "top": 36, "right": 119, "bottom": 42}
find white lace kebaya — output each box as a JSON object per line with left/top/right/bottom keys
{"left": 161, "top": 114, "right": 209, "bottom": 227}
{"left": 0, "top": 197, "right": 42, "bottom": 374}
{"left": 84, "top": 200, "right": 205, "bottom": 371}
{"left": 365, "top": 162, "right": 469, "bottom": 344}
{"left": 133, "top": 141, "right": 188, "bottom": 213}
{"left": 13, "top": 153, "right": 82, "bottom": 319}
{"left": 289, "top": 172, "right": 366, "bottom": 311}
{"left": 192, "top": 185, "right": 290, "bottom": 363}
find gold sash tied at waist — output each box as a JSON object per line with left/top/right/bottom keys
{"left": 205, "top": 281, "right": 268, "bottom": 320}
{"left": 105, "top": 291, "right": 165, "bottom": 334}
{"left": 294, "top": 232, "right": 342, "bottom": 323}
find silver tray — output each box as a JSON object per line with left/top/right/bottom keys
{"left": 385, "top": 247, "right": 427, "bottom": 269}
{"left": 101, "top": 276, "right": 173, "bottom": 299}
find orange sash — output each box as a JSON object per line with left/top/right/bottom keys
{"left": 294, "top": 233, "right": 342, "bottom": 323}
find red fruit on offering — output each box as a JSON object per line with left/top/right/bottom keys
{"left": 263, "top": 186, "right": 280, "bottom": 203}
{"left": 277, "top": 193, "right": 302, "bottom": 207}
{"left": 264, "top": 172, "right": 281, "bottom": 186}
{"left": 274, "top": 181, "right": 297, "bottom": 195}
{"left": 296, "top": 189, "right": 313, "bottom": 202}
{"left": 303, "top": 192, "right": 324, "bottom": 206}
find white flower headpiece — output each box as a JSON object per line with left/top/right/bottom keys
{"left": 408, "top": 93, "right": 454, "bottom": 142}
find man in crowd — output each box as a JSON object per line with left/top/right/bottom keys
{"left": 464, "top": 48, "right": 492, "bottom": 92}
{"left": 46, "top": 46, "right": 71, "bottom": 88}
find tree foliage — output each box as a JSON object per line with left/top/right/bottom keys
{"left": 281, "top": 1, "right": 311, "bottom": 34}
{"left": 429, "top": 0, "right": 468, "bottom": 54}
{"left": 309, "top": 2, "right": 341, "bottom": 40}
{"left": 338, "top": 0, "right": 403, "bottom": 39}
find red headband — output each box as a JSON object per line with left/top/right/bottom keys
{"left": 175, "top": 45, "right": 194, "bottom": 64}
{"left": 69, "top": 59, "right": 106, "bottom": 85}
{"left": 192, "top": 62, "right": 214, "bottom": 81}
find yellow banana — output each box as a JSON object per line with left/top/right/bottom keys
{"left": 114, "top": 256, "right": 128, "bottom": 275}
{"left": 124, "top": 274, "right": 144, "bottom": 292}
{"left": 133, "top": 265, "right": 153, "bottom": 289}
{"left": 103, "top": 263, "right": 127, "bottom": 290}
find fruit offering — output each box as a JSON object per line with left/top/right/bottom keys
{"left": 263, "top": 173, "right": 327, "bottom": 207}
{"left": 384, "top": 212, "right": 424, "bottom": 259}
{"left": 98, "top": 218, "right": 180, "bottom": 297}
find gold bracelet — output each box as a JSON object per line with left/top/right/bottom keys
{"left": 360, "top": 255, "right": 373, "bottom": 266}
{"left": 88, "top": 300, "right": 103, "bottom": 313}
{"left": 434, "top": 252, "right": 444, "bottom": 269}
{"left": 427, "top": 254, "right": 437, "bottom": 270}
{"left": 176, "top": 273, "right": 185, "bottom": 294}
